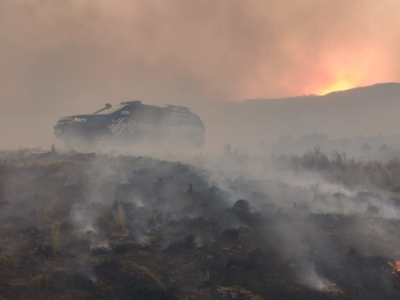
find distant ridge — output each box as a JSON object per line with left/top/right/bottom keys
{"left": 243, "top": 82, "right": 400, "bottom": 103}
{"left": 197, "top": 82, "right": 400, "bottom": 150}
{"left": 322, "top": 82, "right": 400, "bottom": 96}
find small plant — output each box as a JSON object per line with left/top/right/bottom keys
{"left": 109, "top": 204, "right": 127, "bottom": 232}
{"left": 51, "top": 144, "right": 57, "bottom": 155}
{"left": 36, "top": 198, "right": 59, "bottom": 230}
{"left": 133, "top": 262, "right": 166, "bottom": 291}
{"left": 46, "top": 161, "right": 65, "bottom": 174}
{"left": 36, "top": 205, "right": 47, "bottom": 230}
{"left": 0, "top": 250, "right": 14, "bottom": 270}
{"left": 16, "top": 146, "right": 28, "bottom": 166}
{"left": 51, "top": 226, "right": 60, "bottom": 254}
{"left": 30, "top": 275, "right": 42, "bottom": 288}
{"left": 192, "top": 269, "right": 211, "bottom": 287}
{"left": 31, "top": 274, "right": 51, "bottom": 288}
{"left": 147, "top": 213, "right": 160, "bottom": 227}
{"left": 147, "top": 214, "right": 157, "bottom": 223}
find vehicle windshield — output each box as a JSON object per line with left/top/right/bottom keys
{"left": 94, "top": 105, "right": 127, "bottom": 115}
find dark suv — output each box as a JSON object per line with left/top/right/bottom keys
{"left": 54, "top": 101, "right": 205, "bottom": 148}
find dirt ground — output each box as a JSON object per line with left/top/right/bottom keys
{"left": 0, "top": 151, "right": 400, "bottom": 300}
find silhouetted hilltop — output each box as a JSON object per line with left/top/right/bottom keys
{"left": 196, "top": 82, "right": 400, "bottom": 151}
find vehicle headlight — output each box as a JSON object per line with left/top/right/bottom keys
{"left": 73, "top": 118, "right": 87, "bottom": 123}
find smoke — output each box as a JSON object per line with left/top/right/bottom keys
{"left": 1, "top": 0, "right": 400, "bottom": 148}
{"left": 2, "top": 146, "right": 400, "bottom": 294}
{"left": 296, "top": 261, "right": 334, "bottom": 291}
{"left": 2, "top": 0, "right": 399, "bottom": 101}
{"left": 2, "top": 3, "right": 400, "bottom": 289}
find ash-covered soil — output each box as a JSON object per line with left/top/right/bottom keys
{"left": 0, "top": 151, "right": 400, "bottom": 300}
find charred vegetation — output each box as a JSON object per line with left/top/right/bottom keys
{"left": 0, "top": 150, "right": 399, "bottom": 299}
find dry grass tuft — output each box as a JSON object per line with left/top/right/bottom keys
{"left": 31, "top": 274, "right": 51, "bottom": 288}
{"left": 36, "top": 198, "right": 59, "bottom": 230}
{"left": 192, "top": 269, "right": 211, "bottom": 287}
{"left": 106, "top": 204, "right": 127, "bottom": 232}
{"left": 0, "top": 250, "right": 14, "bottom": 270}
{"left": 51, "top": 144, "right": 57, "bottom": 155}
{"left": 36, "top": 205, "right": 47, "bottom": 230}
{"left": 51, "top": 226, "right": 61, "bottom": 254}
{"left": 125, "top": 261, "right": 166, "bottom": 291}
{"left": 16, "top": 147, "right": 28, "bottom": 166}
{"left": 274, "top": 149, "right": 400, "bottom": 190}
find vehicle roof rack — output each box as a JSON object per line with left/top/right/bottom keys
{"left": 165, "top": 104, "right": 191, "bottom": 112}
{"left": 121, "top": 100, "right": 142, "bottom": 105}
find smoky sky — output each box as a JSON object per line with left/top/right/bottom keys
{"left": 0, "top": 0, "right": 399, "bottom": 148}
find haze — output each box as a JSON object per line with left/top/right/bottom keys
{"left": 1, "top": 0, "right": 400, "bottom": 149}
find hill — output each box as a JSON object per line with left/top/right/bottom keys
{"left": 195, "top": 82, "right": 400, "bottom": 151}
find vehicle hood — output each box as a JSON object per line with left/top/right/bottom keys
{"left": 62, "top": 114, "right": 106, "bottom": 119}
{"left": 55, "top": 114, "right": 110, "bottom": 126}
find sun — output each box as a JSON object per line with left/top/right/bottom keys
{"left": 317, "top": 79, "right": 355, "bottom": 95}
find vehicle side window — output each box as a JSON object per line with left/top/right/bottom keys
{"left": 169, "top": 111, "right": 190, "bottom": 126}
{"left": 134, "top": 106, "right": 167, "bottom": 125}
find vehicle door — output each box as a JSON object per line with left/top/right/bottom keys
{"left": 108, "top": 109, "right": 131, "bottom": 139}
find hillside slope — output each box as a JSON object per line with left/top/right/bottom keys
{"left": 195, "top": 82, "right": 400, "bottom": 151}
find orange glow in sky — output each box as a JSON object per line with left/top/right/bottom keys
{"left": 317, "top": 78, "right": 356, "bottom": 95}
{"left": 309, "top": 50, "right": 370, "bottom": 96}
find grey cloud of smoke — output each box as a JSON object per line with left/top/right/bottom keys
{"left": 0, "top": 0, "right": 399, "bottom": 147}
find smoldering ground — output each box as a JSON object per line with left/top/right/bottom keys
{"left": 1, "top": 149, "right": 400, "bottom": 299}
{"left": 2, "top": 0, "right": 400, "bottom": 298}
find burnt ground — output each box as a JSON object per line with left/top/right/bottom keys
{"left": 0, "top": 151, "right": 400, "bottom": 299}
